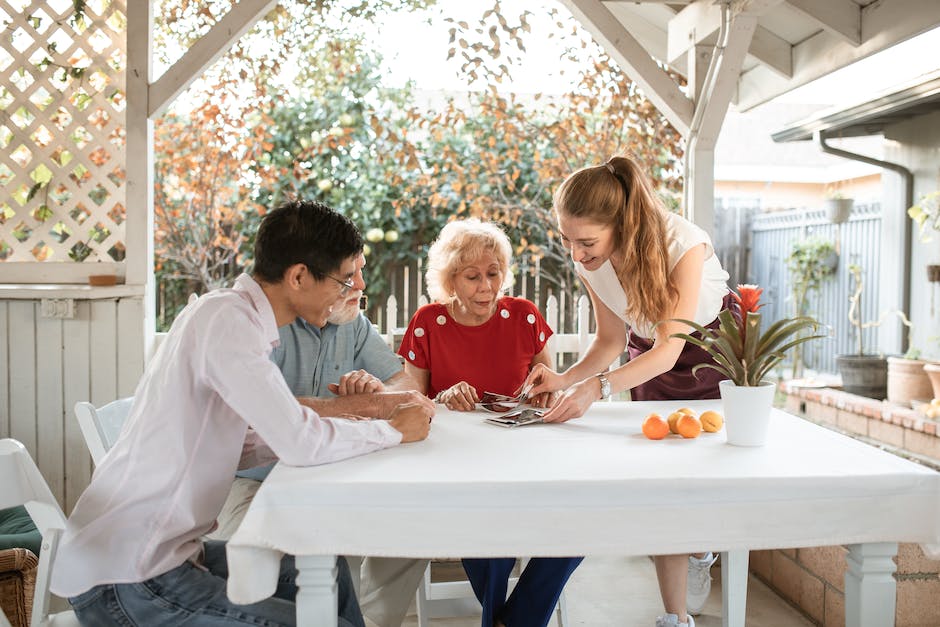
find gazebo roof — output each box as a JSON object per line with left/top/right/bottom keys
{"left": 770, "top": 68, "right": 940, "bottom": 142}
{"left": 564, "top": 0, "right": 940, "bottom": 119}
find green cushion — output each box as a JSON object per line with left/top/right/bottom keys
{"left": 0, "top": 506, "right": 41, "bottom": 555}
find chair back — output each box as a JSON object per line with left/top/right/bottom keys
{"left": 73, "top": 398, "right": 133, "bottom": 466}
{"left": 0, "top": 440, "right": 76, "bottom": 627}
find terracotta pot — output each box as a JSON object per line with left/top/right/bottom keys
{"left": 928, "top": 264, "right": 940, "bottom": 283}
{"left": 887, "top": 356, "right": 935, "bottom": 404}
{"left": 88, "top": 274, "right": 117, "bottom": 286}
{"left": 925, "top": 363, "right": 940, "bottom": 401}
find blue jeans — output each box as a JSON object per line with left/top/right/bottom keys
{"left": 68, "top": 541, "right": 364, "bottom": 627}
{"left": 462, "top": 557, "right": 583, "bottom": 627}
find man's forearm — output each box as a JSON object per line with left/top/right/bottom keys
{"left": 297, "top": 394, "right": 383, "bottom": 418}
{"left": 381, "top": 369, "right": 419, "bottom": 392}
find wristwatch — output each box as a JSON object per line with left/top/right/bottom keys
{"left": 596, "top": 373, "right": 611, "bottom": 401}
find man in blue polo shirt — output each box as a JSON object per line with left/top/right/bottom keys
{"left": 214, "top": 251, "right": 429, "bottom": 627}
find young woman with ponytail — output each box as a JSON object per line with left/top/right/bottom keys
{"left": 522, "top": 154, "right": 732, "bottom": 627}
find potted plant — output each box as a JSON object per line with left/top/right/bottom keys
{"left": 824, "top": 188, "right": 854, "bottom": 224}
{"left": 671, "top": 284, "right": 823, "bottom": 446}
{"left": 836, "top": 264, "right": 888, "bottom": 399}
{"left": 884, "top": 315, "right": 940, "bottom": 405}
{"left": 907, "top": 190, "right": 940, "bottom": 282}
{"left": 908, "top": 190, "right": 940, "bottom": 242}
{"left": 785, "top": 238, "right": 837, "bottom": 378}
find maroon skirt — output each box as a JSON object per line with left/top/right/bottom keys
{"left": 627, "top": 293, "right": 734, "bottom": 401}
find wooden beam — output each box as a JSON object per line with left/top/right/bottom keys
{"left": 750, "top": 25, "right": 791, "bottom": 78}
{"left": 125, "top": 0, "right": 153, "bottom": 289}
{"left": 695, "top": 13, "right": 759, "bottom": 149}
{"left": 125, "top": 0, "right": 156, "bottom": 344}
{"left": 667, "top": 0, "right": 715, "bottom": 66}
{"left": 148, "top": 0, "right": 278, "bottom": 118}
{"left": 737, "top": 0, "right": 940, "bottom": 110}
{"left": 668, "top": 1, "right": 789, "bottom": 77}
{"left": 785, "top": 0, "right": 861, "bottom": 46}
{"left": 562, "top": 0, "right": 693, "bottom": 136}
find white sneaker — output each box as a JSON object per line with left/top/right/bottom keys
{"left": 687, "top": 552, "right": 718, "bottom": 615}
{"left": 656, "top": 613, "right": 695, "bottom": 627}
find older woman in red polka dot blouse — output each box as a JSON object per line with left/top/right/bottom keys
{"left": 397, "top": 218, "right": 581, "bottom": 627}
{"left": 398, "top": 218, "right": 555, "bottom": 411}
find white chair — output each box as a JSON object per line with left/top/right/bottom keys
{"left": 415, "top": 559, "right": 568, "bottom": 627}
{"left": 73, "top": 398, "right": 133, "bottom": 466}
{"left": 0, "top": 439, "right": 80, "bottom": 627}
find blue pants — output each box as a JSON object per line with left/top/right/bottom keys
{"left": 68, "top": 541, "right": 364, "bottom": 627}
{"left": 462, "top": 557, "right": 583, "bottom": 627}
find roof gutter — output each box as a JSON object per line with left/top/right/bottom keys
{"left": 814, "top": 130, "right": 913, "bottom": 350}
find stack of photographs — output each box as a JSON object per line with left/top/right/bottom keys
{"left": 484, "top": 407, "right": 545, "bottom": 428}
{"left": 478, "top": 391, "right": 524, "bottom": 413}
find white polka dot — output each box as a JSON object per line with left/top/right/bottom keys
{"left": 414, "top": 327, "right": 425, "bottom": 337}
{"left": 436, "top": 315, "right": 447, "bottom": 325}
{"left": 500, "top": 309, "right": 510, "bottom": 319}
{"left": 408, "top": 350, "right": 416, "bottom": 360}
{"left": 539, "top": 332, "right": 545, "bottom": 342}
{"left": 526, "top": 313, "right": 536, "bottom": 324}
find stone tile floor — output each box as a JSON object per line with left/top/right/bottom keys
{"left": 401, "top": 555, "right": 813, "bottom": 627}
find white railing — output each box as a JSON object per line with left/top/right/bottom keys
{"left": 381, "top": 293, "right": 602, "bottom": 370}
{"left": 154, "top": 292, "right": 602, "bottom": 370}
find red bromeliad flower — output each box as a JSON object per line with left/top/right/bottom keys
{"left": 731, "top": 284, "right": 764, "bottom": 346}
{"left": 732, "top": 284, "right": 763, "bottom": 316}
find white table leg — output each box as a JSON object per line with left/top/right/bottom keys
{"left": 845, "top": 543, "right": 897, "bottom": 627}
{"left": 295, "top": 555, "right": 338, "bottom": 627}
{"left": 720, "top": 550, "right": 748, "bottom": 627}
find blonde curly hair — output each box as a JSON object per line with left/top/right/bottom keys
{"left": 425, "top": 219, "right": 514, "bottom": 303}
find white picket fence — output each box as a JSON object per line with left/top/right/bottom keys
{"left": 153, "top": 292, "right": 602, "bottom": 371}
{"left": 381, "top": 293, "right": 603, "bottom": 370}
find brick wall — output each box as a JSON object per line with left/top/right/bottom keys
{"left": 752, "top": 385, "right": 940, "bottom": 626}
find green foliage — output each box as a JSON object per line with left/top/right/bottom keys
{"left": 671, "top": 286, "right": 824, "bottom": 387}
{"left": 786, "top": 239, "right": 836, "bottom": 313}
{"left": 785, "top": 237, "right": 836, "bottom": 376}
{"left": 152, "top": 0, "right": 685, "bottom": 329}
{"left": 908, "top": 191, "right": 940, "bottom": 242}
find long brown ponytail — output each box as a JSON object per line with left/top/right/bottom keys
{"left": 553, "top": 155, "right": 678, "bottom": 327}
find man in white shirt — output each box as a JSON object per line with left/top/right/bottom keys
{"left": 51, "top": 199, "right": 434, "bottom": 627}
{"left": 215, "top": 251, "right": 430, "bottom": 627}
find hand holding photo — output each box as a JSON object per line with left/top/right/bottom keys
{"left": 479, "top": 391, "right": 525, "bottom": 413}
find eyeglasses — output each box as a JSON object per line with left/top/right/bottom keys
{"left": 325, "top": 274, "right": 355, "bottom": 296}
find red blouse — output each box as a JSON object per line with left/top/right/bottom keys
{"left": 398, "top": 296, "right": 553, "bottom": 399}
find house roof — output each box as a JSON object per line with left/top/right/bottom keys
{"left": 564, "top": 0, "right": 940, "bottom": 113}
{"left": 770, "top": 69, "right": 940, "bottom": 142}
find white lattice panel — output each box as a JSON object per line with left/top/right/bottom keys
{"left": 0, "top": 0, "right": 126, "bottom": 266}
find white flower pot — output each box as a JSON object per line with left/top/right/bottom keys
{"left": 719, "top": 380, "right": 776, "bottom": 446}
{"left": 824, "top": 197, "right": 853, "bottom": 224}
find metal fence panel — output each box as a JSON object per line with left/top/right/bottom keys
{"left": 748, "top": 203, "right": 882, "bottom": 374}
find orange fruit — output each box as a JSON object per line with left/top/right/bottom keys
{"left": 666, "top": 411, "right": 685, "bottom": 434}
{"left": 677, "top": 407, "right": 696, "bottom": 417}
{"left": 699, "top": 410, "right": 724, "bottom": 433}
{"left": 676, "top": 414, "right": 702, "bottom": 439}
{"left": 642, "top": 413, "right": 670, "bottom": 440}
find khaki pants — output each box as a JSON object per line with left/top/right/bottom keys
{"left": 212, "top": 478, "right": 427, "bottom": 627}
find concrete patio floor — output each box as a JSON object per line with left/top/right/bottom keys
{"left": 402, "top": 555, "right": 813, "bottom": 627}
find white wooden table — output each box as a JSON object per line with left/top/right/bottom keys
{"left": 225, "top": 400, "right": 940, "bottom": 627}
